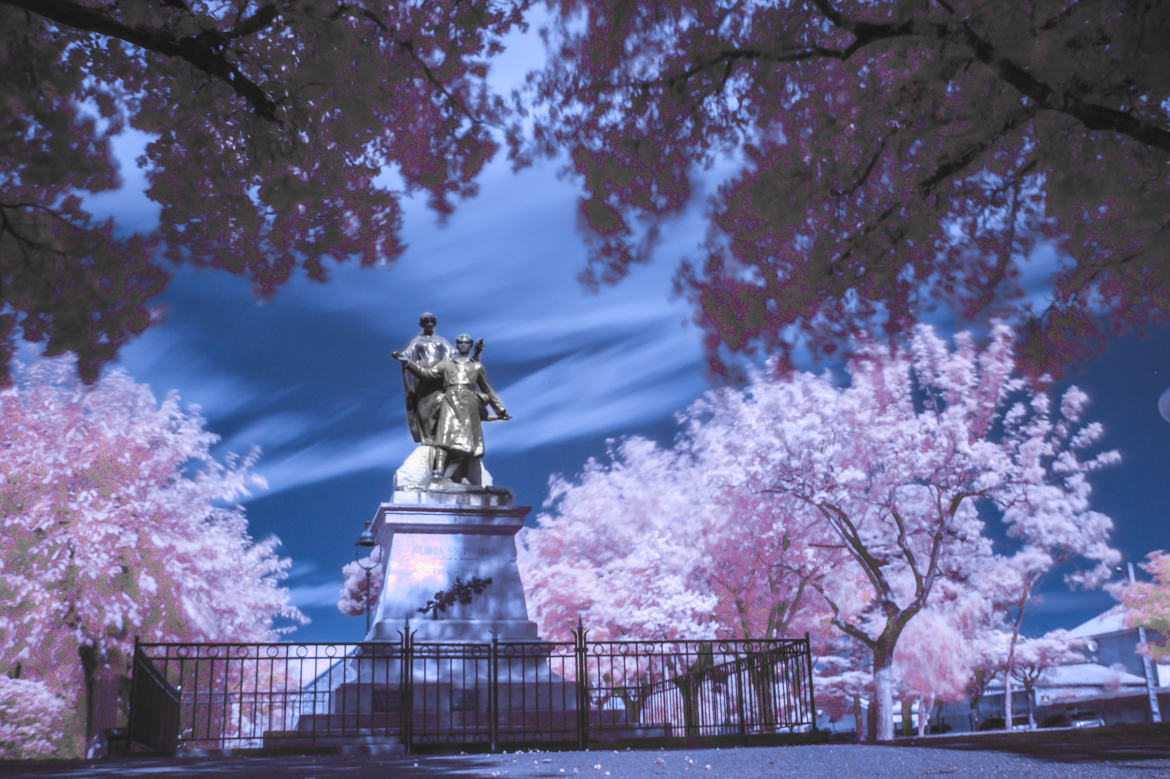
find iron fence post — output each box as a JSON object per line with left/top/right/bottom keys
{"left": 489, "top": 635, "right": 500, "bottom": 751}
{"left": 735, "top": 654, "right": 747, "bottom": 745}
{"left": 400, "top": 626, "right": 414, "bottom": 754}
{"left": 574, "top": 617, "right": 589, "bottom": 749}
{"left": 804, "top": 633, "right": 817, "bottom": 733}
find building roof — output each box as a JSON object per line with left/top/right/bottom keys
{"left": 1067, "top": 605, "right": 1133, "bottom": 639}
{"left": 986, "top": 662, "right": 1144, "bottom": 692}
{"left": 1038, "top": 662, "right": 1144, "bottom": 688}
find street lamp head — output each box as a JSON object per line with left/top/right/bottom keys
{"left": 356, "top": 523, "right": 376, "bottom": 549}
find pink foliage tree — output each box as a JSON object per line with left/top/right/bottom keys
{"left": 1116, "top": 551, "right": 1170, "bottom": 660}
{"left": 1, "top": 0, "right": 530, "bottom": 383}
{"left": 0, "top": 676, "right": 69, "bottom": 760}
{"left": 894, "top": 611, "right": 972, "bottom": 735}
{"left": 528, "top": 0, "right": 1170, "bottom": 377}
{"left": 697, "top": 323, "right": 1117, "bottom": 740}
{"left": 518, "top": 438, "right": 723, "bottom": 643}
{"left": 0, "top": 357, "right": 305, "bottom": 755}
{"left": 1008, "top": 630, "right": 1088, "bottom": 729}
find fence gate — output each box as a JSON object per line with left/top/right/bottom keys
{"left": 128, "top": 641, "right": 180, "bottom": 753}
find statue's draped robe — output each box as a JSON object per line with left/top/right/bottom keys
{"left": 405, "top": 358, "right": 504, "bottom": 458}
{"left": 400, "top": 333, "right": 452, "bottom": 444}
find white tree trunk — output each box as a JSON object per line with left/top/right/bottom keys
{"left": 873, "top": 650, "right": 895, "bottom": 741}
{"left": 1003, "top": 669, "right": 1014, "bottom": 729}
{"left": 917, "top": 695, "right": 932, "bottom": 736}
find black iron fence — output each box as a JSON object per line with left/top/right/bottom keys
{"left": 129, "top": 628, "right": 814, "bottom": 754}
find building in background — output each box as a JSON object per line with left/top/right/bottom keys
{"left": 936, "top": 606, "right": 1167, "bottom": 732}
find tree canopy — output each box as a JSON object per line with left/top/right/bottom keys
{"left": 529, "top": 0, "right": 1170, "bottom": 376}
{"left": 0, "top": 0, "right": 528, "bottom": 383}
{"left": 520, "top": 323, "right": 1119, "bottom": 740}
{"left": 5, "top": 0, "right": 1167, "bottom": 383}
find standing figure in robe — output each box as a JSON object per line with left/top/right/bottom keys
{"left": 396, "top": 312, "right": 453, "bottom": 473}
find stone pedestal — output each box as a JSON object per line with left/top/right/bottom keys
{"left": 284, "top": 453, "right": 574, "bottom": 749}
{"left": 366, "top": 483, "right": 539, "bottom": 642}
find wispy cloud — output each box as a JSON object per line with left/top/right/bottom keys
{"left": 116, "top": 326, "right": 280, "bottom": 421}
{"left": 249, "top": 429, "right": 410, "bottom": 500}
{"left": 288, "top": 580, "right": 345, "bottom": 610}
{"left": 490, "top": 332, "right": 704, "bottom": 451}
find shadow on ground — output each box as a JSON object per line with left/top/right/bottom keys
{"left": 898, "top": 722, "right": 1170, "bottom": 764}
{"left": 4, "top": 726, "right": 1170, "bottom": 779}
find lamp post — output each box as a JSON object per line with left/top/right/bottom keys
{"left": 354, "top": 522, "right": 379, "bottom": 635}
{"left": 1123, "top": 561, "right": 1162, "bottom": 723}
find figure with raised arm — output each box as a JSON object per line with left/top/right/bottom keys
{"left": 393, "top": 333, "right": 510, "bottom": 486}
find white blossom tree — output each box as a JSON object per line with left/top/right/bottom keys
{"left": 0, "top": 676, "right": 69, "bottom": 760}
{"left": 0, "top": 357, "right": 305, "bottom": 756}
{"left": 518, "top": 438, "right": 723, "bottom": 643}
{"left": 893, "top": 613, "right": 971, "bottom": 736}
{"left": 1008, "top": 630, "right": 1088, "bottom": 729}
{"left": 685, "top": 323, "right": 1118, "bottom": 740}
{"left": 338, "top": 546, "right": 384, "bottom": 618}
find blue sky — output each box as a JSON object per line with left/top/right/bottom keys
{"left": 73, "top": 27, "right": 1170, "bottom": 645}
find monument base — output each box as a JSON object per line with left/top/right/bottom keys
{"left": 365, "top": 464, "right": 539, "bottom": 643}
{"left": 288, "top": 452, "right": 573, "bottom": 743}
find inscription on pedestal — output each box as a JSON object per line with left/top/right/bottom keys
{"left": 409, "top": 538, "right": 474, "bottom": 578}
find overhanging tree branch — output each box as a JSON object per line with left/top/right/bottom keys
{"left": 809, "top": 0, "right": 1170, "bottom": 155}
{"left": 3, "top": 0, "right": 280, "bottom": 121}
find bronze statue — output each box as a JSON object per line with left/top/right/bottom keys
{"left": 393, "top": 332, "right": 511, "bottom": 486}
{"left": 396, "top": 312, "right": 453, "bottom": 447}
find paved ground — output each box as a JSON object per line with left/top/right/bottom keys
{"left": 3, "top": 726, "right": 1170, "bottom": 778}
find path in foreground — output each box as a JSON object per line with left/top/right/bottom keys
{"left": 2, "top": 726, "right": 1170, "bottom": 778}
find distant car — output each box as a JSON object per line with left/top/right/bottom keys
{"left": 1069, "top": 711, "right": 1105, "bottom": 729}
{"left": 1040, "top": 711, "right": 1105, "bottom": 729}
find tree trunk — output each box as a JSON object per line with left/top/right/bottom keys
{"left": 917, "top": 696, "right": 928, "bottom": 736}
{"left": 80, "top": 644, "right": 97, "bottom": 753}
{"left": 1003, "top": 669, "right": 1014, "bottom": 729}
{"left": 872, "top": 645, "right": 895, "bottom": 741}
{"left": 1024, "top": 683, "right": 1036, "bottom": 729}
{"left": 1003, "top": 590, "right": 1028, "bottom": 729}
{"left": 78, "top": 645, "right": 120, "bottom": 758}
{"left": 853, "top": 694, "right": 865, "bottom": 743}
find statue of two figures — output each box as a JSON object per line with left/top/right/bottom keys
{"left": 391, "top": 312, "right": 511, "bottom": 491}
